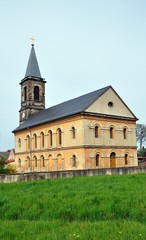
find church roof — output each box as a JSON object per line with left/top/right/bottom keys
{"left": 25, "top": 45, "right": 41, "bottom": 78}
{"left": 13, "top": 86, "right": 111, "bottom": 132}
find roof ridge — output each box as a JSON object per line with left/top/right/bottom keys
{"left": 46, "top": 85, "right": 111, "bottom": 110}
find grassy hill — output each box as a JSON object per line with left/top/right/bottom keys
{"left": 0, "top": 174, "right": 146, "bottom": 240}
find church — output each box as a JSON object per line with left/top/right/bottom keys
{"left": 13, "top": 43, "right": 138, "bottom": 172}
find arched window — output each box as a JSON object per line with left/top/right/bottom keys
{"left": 72, "top": 155, "right": 76, "bottom": 167}
{"left": 34, "top": 156, "right": 37, "bottom": 168}
{"left": 110, "top": 127, "right": 114, "bottom": 139}
{"left": 34, "top": 86, "right": 39, "bottom": 101}
{"left": 125, "top": 154, "right": 128, "bottom": 165}
{"left": 57, "top": 128, "right": 62, "bottom": 145}
{"left": 18, "top": 138, "right": 21, "bottom": 148}
{"left": 26, "top": 135, "right": 30, "bottom": 150}
{"left": 40, "top": 132, "right": 45, "bottom": 148}
{"left": 72, "top": 127, "right": 76, "bottom": 139}
{"left": 27, "top": 156, "right": 30, "bottom": 168}
{"left": 48, "top": 130, "right": 53, "bottom": 147}
{"left": 48, "top": 154, "right": 53, "bottom": 171}
{"left": 33, "top": 134, "right": 37, "bottom": 149}
{"left": 24, "top": 86, "right": 27, "bottom": 101}
{"left": 110, "top": 152, "right": 116, "bottom": 168}
{"left": 18, "top": 158, "right": 21, "bottom": 167}
{"left": 123, "top": 128, "right": 127, "bottom": 139}
{"left": 57, "top": 154, "right": 63, "bottom": 170}
{"left": 96, "top": 154, "right": 99, "bottom": 166}
{"left": 41, "top": 155, "right": 45, "bottom": 168}
{"left": 95, "top": 126, "right": 99, "bottom": 138}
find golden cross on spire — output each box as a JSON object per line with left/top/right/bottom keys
{"left": 30, "top": 36, "right": 35, "bottom": 46}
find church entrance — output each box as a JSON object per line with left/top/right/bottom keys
{"left": 110, "top": 152, "right": 116, "bottom": 168}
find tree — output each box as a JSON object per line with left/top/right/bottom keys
{"left": 0, "top": 156, "right": 5, "bottom": 171}
{"left": 136, "top": 124, "right": 146, "bottom": 150}
{"left": 137, "top": 147, "right": 146, "bottom": 157}
{"left": 5, "top": 164, "right": 17, "bottom": 174}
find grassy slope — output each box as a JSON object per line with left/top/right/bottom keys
{"left": 0, "top": 174, "right": 146, "bottom": 239}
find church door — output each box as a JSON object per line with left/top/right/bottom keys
{"left": 110, "top": 152, "right": 116, "bottom": 168}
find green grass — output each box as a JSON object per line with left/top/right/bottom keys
{"left": 0, "top": 174, "right": 146, "bottom": 239}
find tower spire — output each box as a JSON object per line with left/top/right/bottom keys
{"left": 19, "top": 42, "right": 46, "bottom": 124}
{"left": 25, "top": 39, "right": 41, "bottom": 78}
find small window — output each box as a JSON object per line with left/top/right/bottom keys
{"left": 123, "top": 128, "right": 127, "bottom": 139}
{"left": 57, "top": 128, "right": 62, "bottom": 145}
{"left": 26, "top": 135, "right": 30, "bottom": 150}
{"left": 108, "top": 101, "right": 113, "bottom": 107}
{"left": 125, "top": 154, "right": 128, "bottom": 165}
{"left": 18, "top": 138, "right": 21, "bottom": 148}
{"left": 41, "top": 155, "right": 45, "bottom": 168}
{"left": 34, "top": 156, "right": 37, "bottom": 168}
{"left": 40, "top": 132, "right": 45, "bottom": 148}
{"left": 24, "top": 86, "right": 27, "bottom": 101}
{"left": 48, "top": 130, "right": 53, "bottom": 147}
{"left": 34, "top": 86, "right": 39, "bottom": 101}
{"left": 72, "top": 155, "right": 76, "bottom": 167}
{"left": 27, "top": 157, "right": 30, "bottom": 168}
{"left": 72, "top": 127, "right": 76, "bottom": 139}
{"left": 33, "top": 134, "right": 37, "bottom": 149}
{"left": 110, "top": 127, "right": 114, "bottom": 139}
{"left": 18, "top": 158, "right": 21, "bottom": 167}
{"left": 96, "top": 154, "right": 99, "bottom": 167}
{"left": 95, "top": 126, "right": 99, "bottom": 138}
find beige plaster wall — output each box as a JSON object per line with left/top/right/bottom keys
{"left": 86, "top": 88, "right": 136, "bottom": 119}
{"left": 14, "top": 113, "right": 138, "bottom": 173}
{"left": 83, "top": 116, "right": 137, "bottom": 147}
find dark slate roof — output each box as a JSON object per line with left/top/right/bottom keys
{"left": 25, "top": 45, "right": 41, "bottom": 78}
{"left": 13, "top": 86, "right": 110, "bottom": 132}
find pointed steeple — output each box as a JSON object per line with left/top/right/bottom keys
{"left": 19, "top": 41, "right": 46, "bottom": 124}
{"left": 25, "top": 44, "right": 41, "bottom": 78}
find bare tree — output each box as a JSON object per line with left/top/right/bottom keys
{"left": 136, "top": 124, "right": 146, "bottom": 149}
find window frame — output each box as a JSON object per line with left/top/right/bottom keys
{"left": 110, "top": 127, "right": 114, "bottom": 139}
{"left": 34, "top": 86, "right": 39, "bottom": 101}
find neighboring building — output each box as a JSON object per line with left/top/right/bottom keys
{"left": 0, "top": 149, "right": 15, "bottom": 164}
{"left": 13, "top": 43, "right": 138, "bottom": 173}
{"left": 5, "top": 149, "right": 15, "bottom": 164}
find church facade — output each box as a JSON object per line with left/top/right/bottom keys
{"left": 13, "top": 44, "right": 138, "bottom": 172}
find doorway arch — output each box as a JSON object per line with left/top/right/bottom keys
{"left": 110, "top": 152, "right": 116, "bottom": 168}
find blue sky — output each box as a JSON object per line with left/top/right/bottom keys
{"left": 0, "top": 0, "right": 146, "bottom": 150}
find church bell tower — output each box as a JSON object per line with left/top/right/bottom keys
{"left": 19, "top": 40, "right": 46, "bottom": 124}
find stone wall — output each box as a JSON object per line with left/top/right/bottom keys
{"left": 0, "top": 166, "right": 146, "bottom": 183}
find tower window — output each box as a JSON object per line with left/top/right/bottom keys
{"left": 34, "top": 86, "right": 39, "bottom": 101}
{"left": 24, "top": 86, "right": 27, "bottom": 101}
